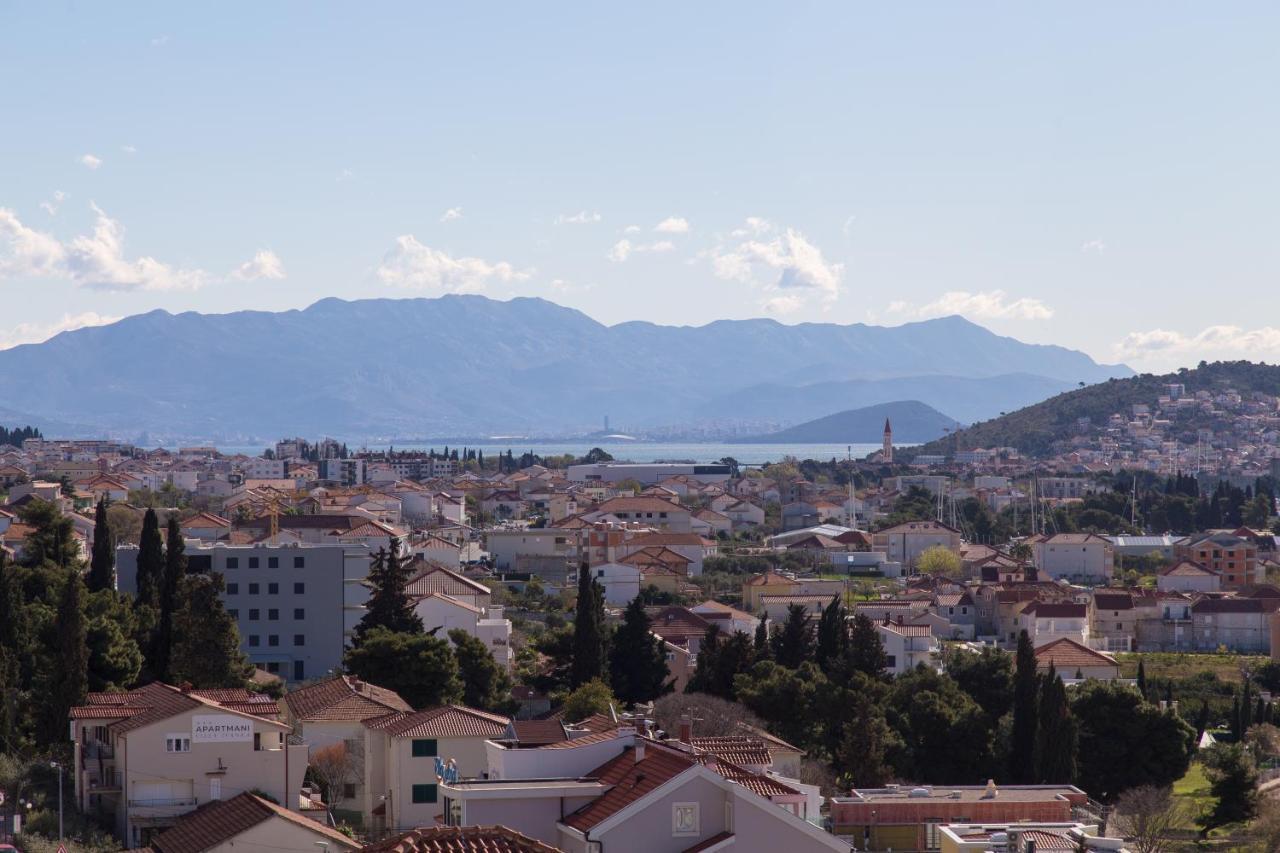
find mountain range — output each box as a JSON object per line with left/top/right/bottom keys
{"left": 0, "top": 295, "right": 1132, "bottom": 442}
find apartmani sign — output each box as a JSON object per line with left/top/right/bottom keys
{"left": 192, "top": 715, "right": 253, "bottom": 743}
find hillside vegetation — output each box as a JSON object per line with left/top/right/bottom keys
{"left": 905, "top": 361, "right": 1280, "bottom": 458}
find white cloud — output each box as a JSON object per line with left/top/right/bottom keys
{"left": 654, "top": 216, "right": 690, "bottom": 234}
{"left": 0, "top": 204, "right": 208, "bottom": 291}
{"left": 376, "top": 236, "right": 531, "bottom": 293}
{"left": 709, "top": 228, "right": 844, "bottom": 306}
{"left": 39, "top": 190, "right": 67, "bottom": 216}
{"left": 555, "top": 210, "right": 601, "bottom": 225}
{"left": 0, "top": 312, "right": 121, "bottom": 350}
{"left": 122, "top": 145, "right": 137, "bottom": 154}
{"left": 608, "top": 238, "right": 676, "bottom": 263}
{"left": 151, "top": 34, "right": 169, "bottom": 46}
{"left": 79, "top": 154, "right": 102, "bottom": 170}
{"left": 731, "top": 217, "right": 773, "bottom": 238}
{"left": 622, "top": 224, "right": 641, "bottom": 234}
{"left": 231, "top": 249, "right": 286, "bottom": 281}
{"left": 1080, "top": 239, "right": 1107, "bottom": 254}
{"left": 1115, "top": 325, "right": 1280, "bottom": 365}
{"left": 888, "top": 290, "right": 1054, "bottom": 322}
{"left": 337, "top": 169, "right": 354, "bottom": 182}
{"left": 440, "top": 207, "right": 464, "bottom": 223}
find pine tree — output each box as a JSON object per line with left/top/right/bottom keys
{"left": 774, "top": 603, "right": 814, "bottom": 668}
{"left": 168, "top": 573, "right": 253, "bottom": 688}
{"left": 815, "top": 596, "right": 848, "bottom": 674}
{"left": 608, "top": 598, "right": 670, "bottom": 705}
{"left": 135, "top": 508, "right": 164, "bottom": 607}
{"left": 688, "top": 624, "right": 722, "bottom": 695}
{"left": 1010, "top": 629, "right": 1039, "bottom": 783}
{"left": 449, "top": 629, "right": 515, "bottom": 713}
{"left": 87, "top": 498, "right": 116, "bottom": 593}
{"left": 353, "top": 540, "right": 424, "bottom": 645}
{"left": 43, "top": 570, "right": 88, "bottom": 744}
{"left": 838, "top": 697, "right": 895, "bottom": 787}
{"left": 1035, "top": 665, "right": 1078, "bottom": 783}
{"left": 571, "top": 563, "right": 607, "bottom": 687}
{"left": 846, "top": 612, "right": 889, "bottom": 677}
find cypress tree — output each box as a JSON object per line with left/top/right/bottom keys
{"left": 608, "top": 598, "right": 670, "bottom": 705}
{"left": 1195, "top": 700, "right": 1211, "bottom": 744}
{"left": 354, "top": 541, "right": 424, "bottom": 644}
{"left": 152, "top": 515, "right": 186, "bottom": 680}
{"left": 774, "top": 603, "right": 814, "bottom": 668}
{"left": 1035, "top": 665, "right": 1078, "bottom": 783}
{"left": 1242, "top": 682, "right": 1254, "bottom": 732}
{"left": 135, "top": 508, "right": 164, "bottom": 607}
{"left": 1230, "top": 694, "right": 1242, "bottom": 741}
{"left": 1136, "top": 658, "right": 1147, "bottom": 698}
{"left": 87, "top": 498, "right": 116, "bottom": 593}
{"left": 43, "top": 571, "right": 89, "bottom": 743}
{"left": 168, "top": 573, "right": 253, "bottom": 688}
{"left": 570, "top": 562, "right": 607, "bottom": 687}
{"left": 815, "top": 595, "right": 848, "bottom": 673}
{"left": 846, "top": 611, "right": 889, "bottom": 677}
{"left": 753, "top": 612, "right": 772, "bottom": 661}
{"left": 1011, "top": 629, "right": 1039, "bottom": 783}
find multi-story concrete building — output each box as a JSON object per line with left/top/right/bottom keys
{"left": 1177, "top": 533, "right": 1261, "bottom": 589}
{"left": 117, "top": 542, "right": 372, "bottom": 683}
{"left": 70, "top": 682, "right": 307, "bottom": 849}
{"left": 872, "top": 520, "right": 963, "bottom": 569}
{"left": 1031, "top": 533, "right": 1114, "bottom": 584}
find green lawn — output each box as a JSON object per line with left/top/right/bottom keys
{"left": 1115, "top": 652, "right": 1269, "bottom": 684}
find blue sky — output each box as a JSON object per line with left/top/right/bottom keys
{"left": 2, "top": 2, "right": 1278, "bottom": 371}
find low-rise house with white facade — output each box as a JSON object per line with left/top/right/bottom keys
{"left": 876, "top": 619, "right": 941, "bottom": 674}
{"left": 125, "top": 792, "right": 359, "bottom": 853}
{"left": 1031, "top": 533, "right": 1115, "bottom": 584}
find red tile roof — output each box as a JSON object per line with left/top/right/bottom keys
{"left": 562, "top": 745, "right": 695, "bottom": 831}
{"left": 363, "top": 825, "right": 562, "bottom": 853}
{"left": 1034, "top": 638, "right": 1119, "bottom": 670}
{"left": 144, "top": 792, "right": 358, "bottom": 853}
{"left": 71, "top": 682, "right": 282, "bottom": 734}
{"left": 365, "top": 705, "right": 510, "bottom": 738}
{"left": 284, "top": 675, "right": 411, "bottom": 722}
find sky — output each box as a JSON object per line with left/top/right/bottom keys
{"left": 1, "top": 2, "right": 1278, "bottom": 372}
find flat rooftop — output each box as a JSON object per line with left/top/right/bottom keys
{"left": 834, "top": 784, "right": 1085, "bottom": 805}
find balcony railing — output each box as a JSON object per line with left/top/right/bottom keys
{"left": 128, "top": 797, "right": 198, "bottom": 808}
{"left": 88, "top": 770, "right": 123, "bottom": 791}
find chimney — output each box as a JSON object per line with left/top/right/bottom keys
{"left": 678, "top": 715, "right": 692, "bottom": 744}
{"left": 351, "top": 677, "right": 364, "bottom": 693}
{"left": 982, "top": 779, "right": 998, "bottom": 799}
{"left": 634, "top": 741, "right": 645, "bottom": 763}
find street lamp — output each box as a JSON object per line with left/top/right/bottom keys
{"left": 49, "top": 761, "right": 63, "bottom": 843}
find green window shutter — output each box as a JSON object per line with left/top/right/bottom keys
{"left": 411, "top": 783, "right": 438, "bottom": 804}
{"left": 411, "top": 738, "right": 438, "bottom": 757}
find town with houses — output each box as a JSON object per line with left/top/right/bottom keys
{"left": 1, "top": 407, "right": 1280, "bottom": 853}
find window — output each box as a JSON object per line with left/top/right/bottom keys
{"left": 411, "top": 784, "right": 437, "bottom": 804}
{"left": 268, "top": 635, "right": 279, "bottom": 647}
{"left": 411, "top": 738, "right": 438, "bottom": 757}
{"left": 293, "top": 660, "right": 305, "bottom": 680}
{"left": 266, "top": 661, "right": 280, "bottom": 673}
{"left": 249, "top": 635, "right": 260, "bottom": 647}
{"left": 249, "top": 609, "right": 260, "bottom": 620}
{"left": 249, "top": 583, "right": 260, "bottom": 595}
{"left": 268, "top": 609, "right": 279, "bottom": 621}
{"left": 226, "top": 583, "right": 239, "bottom": 595}
{"left": 294, "top": 556, "right": 305, "bottom": 568}
{"left": 294, "top": 582, "right": 305, "bottom": 594}
{"left": 248, "top": 557, "right": 260, "bottom": 569}
{"left": 673, "top": 802, "right": 699, "bottom": 836}
{"left": 294, "top": 634, "right": 305, "bottom": 646}
{"left": 225, "top": 557, "right": 239, "bottom": 569}
{"left": 342, "top": 783, "right": 356, "bottom": 799}
{"left": 165, "top": 735, "right": 191, "bottom": 753}
{"left": 268, "top": 582, "right": 279, "bottom": 594}
{"left": 268, "top": 557, "right": 279, "bottom": 568}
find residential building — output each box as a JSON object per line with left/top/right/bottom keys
{"left": 364, "top": 826, "right": 560, "bottom": 852}
{"left": 70, "top": 682, "right": 307, "bottom": 849}
{"left": 1031, "top": 533, "right": 1114, "bottom": 584}
{"left": 1157, "top": 560, "right": 1222, "bottom": 593}
{"left": 118, "top": 542, "right": 373, "bottom": 683}
{"left": 939, "top": 823, "right": 1127, "bottom": 853}
{"left": 1089, "top": 591, "right": 1136, "bottom": 652}
{"left": 829, "top": 783, "right": 1088, "bottom": 850}
{"left": 871, "top": 521, "right": 962, "bottom": 569}
{"left": 1177, "top": 533, "right": 1262, "bottom": 588}
{"left": 1015, "top": 602, "right": 1089, "bottom": 648}
{"left": 1192, "top": 597, "right": 1274, "bottom": 653}
{"left": 876, "top": 619, "right": 941, "bottom": 675}
{"left": 588, "top": 497, "right": 693, "bottom": 534}
{"left": 1035, "top": 638, "right": 1122, "bottom": 681}
{"left": 486, "top": 529, "right": 576, "bottom": 574}
{"left": 566, "top": 462, "right": 732, "bottom": 485}
{"left": 123, "top": 792, "right": 359, "bottom": 853}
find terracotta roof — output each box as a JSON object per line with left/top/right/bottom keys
{"left": 406, "top": 563, "right": 492, "bottom": 597}
{"left": 71, "top": 682, "right": 283, "bottom": 734}
{"left": 1092, "top": 592, "right": 1134, "bottom": 611}
{"left": 877, "top": 622, "right": 933, "bottom": 637}
{"left": 562, "top": 745, "right": 695, "bottom": 831}
{"left": 697, "top": 753, "right": 798, "bottom": 798}
{"left": 363, "top": 826, "right": 562, "bottom": 853}
{"left": 1034, "top": 638, "right": 1119, "bottom": 670}
{"left": 508, "top": 719, "right": 567, "bottom": 746}
{"left": 595, "top": 496, "right": 687, "bottom": 514}
{"left": 1023, "top": 602, "right": 1087, "bottom": 618}
{"left": 284, "top": 675, "right": 411, "bottom": 722}
{"left": 364, "top": 705, "right": 510, "bottom": 738}
{"left": 1161, "top": 560, "right": 1219, "bottom": 577}
{"left": 689, "top": 736, "right": 771, "bottom": 767}
{"left": 145, "top": 792, "right": 358, "bottom": 853}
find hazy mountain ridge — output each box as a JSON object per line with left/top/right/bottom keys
{"left": 738, "top": 400, "right": 962, "bottom": 444}
{"left": 0, "top": 295, "right": 1132, "bottom": 441}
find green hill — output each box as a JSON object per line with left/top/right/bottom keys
{"left": 904, "top": 361, "right": 1280, "bottom": 458}
{"left": 739, "top": 400, "right": 961, "bottom": 444}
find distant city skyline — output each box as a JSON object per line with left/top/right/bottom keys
{"left": 3, "top": 3, "right": 1279, "bottom": 372}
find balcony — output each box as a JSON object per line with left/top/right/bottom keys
{"left": 87, "top": 770, "right": 123, "bottom": 793}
